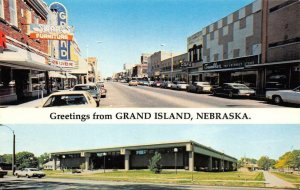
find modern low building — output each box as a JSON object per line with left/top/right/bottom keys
{"left": 51, "top": 140, "right": 237, "bottom": 172}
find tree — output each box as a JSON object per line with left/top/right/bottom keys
{"left": 148, "top": 152, "right": 162, "bottom": 174}
{"left": 257, "top": 156, "right": 275, "bottom": 170}
{"left": 16, "top": 151, "right": 38, "bottom": 169}
{"left": 37, "top": 153, "right": 50, "bottom": 166}
{"left": 1, "top": 154, "right": 12, "bottom": 164}
{"left": 275, "top": 150, "right": 300, "bottom": 170}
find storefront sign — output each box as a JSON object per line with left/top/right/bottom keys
{"left": 0, "top": 31, "right": 7, "bottom": 53}
{"left": 30, "top": 24, "right": 74, "bottom": 34}
{"left": 50, "top": 59, "right": 75, "bottom": 68}
{"left": 30, "top": 33, "right": 73, "bottom": 41}
{"left": 180, "top": 61, "right": 193, "bottom": 68}
{"left": 49, "top": 2, "right": 71, "bottom": 60}
{"left": 203, "top": 55, "right": 258, "bottom": 71}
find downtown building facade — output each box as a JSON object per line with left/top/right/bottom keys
{"left": 0, "top": 1, "right": 91, "bottom": 104}
{"left": 50, "top": 140, "right": 237, "bottom": 172}
{"left": 0, "top": 0, "right": 60, "bottom": 104}
{"left": 187, "top": 0, "right": 300, "bottom": 94}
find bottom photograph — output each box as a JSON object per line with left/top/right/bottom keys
{"left": 0, "top": 124, "right": 299, "bottom": 190}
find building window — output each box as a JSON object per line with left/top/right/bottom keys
{"left": 34, "top": 15, "right": 39, "bottom": 24}
{"left": 9, "top": 0, "right": 18, "bottom": 26}
{"left": 0, "top": 0, "right": 4, "bottom": 18}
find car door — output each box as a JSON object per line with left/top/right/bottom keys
{"left": 223, "top": 84, "right": 232, "bottom": 95}
{"left": 289, "top": 88, "right": 300, "bottom": 104}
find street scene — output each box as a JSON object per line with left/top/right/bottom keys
{"left": 0, "top": 124, "right": 300, "bottom": 189}
{"left": 0, "top": 0, "right": 299, "bottom": 108}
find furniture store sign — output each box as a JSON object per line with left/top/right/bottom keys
{"left": 29, "top": 24, "right": 74, "bottom": 41}
{"left": 203, "top": 55, "right": 258, "bottom": 71}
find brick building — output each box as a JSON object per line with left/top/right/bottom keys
{"left": 0, "top": 0, "right": 60, "bottom": 104}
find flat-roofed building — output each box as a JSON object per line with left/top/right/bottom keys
{"left": 51, "top": 140, "right": 237, "bottom": 172}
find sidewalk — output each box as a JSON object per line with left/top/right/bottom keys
{"left": 263, "top": 171, "right": 295, "bottom": 189}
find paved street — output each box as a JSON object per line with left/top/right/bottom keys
{"left": 100, "top": 82, "right": 279, "bottom": 108}
{"left": 0, "top": 177, "right": 289, "bottom": 190}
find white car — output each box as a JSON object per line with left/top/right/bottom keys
{"left": 176, "top": 81, "right": 188, "bottom": 90}
{"left": 266, "top": 86, "right": 300, "bottom": 105}
{"left": 39, "top": 91, "right": 98, "bottom": 108}
{"left": 15, "top": 168, "right": 46, "bottom": 178}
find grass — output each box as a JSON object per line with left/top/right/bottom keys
{"left": 272, "top": 172, "right": 300, "bottom": 188}
{"left": 44, "top": 170, "right": 265, "bottom": 187}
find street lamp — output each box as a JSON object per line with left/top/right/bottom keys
{"left": 103, "top": 152, "right": 107, "bottom": 173}
{"left": 174, "top": 148, "right": 178, "bottom": 174}
{"left": 161, "top": 44, "right": 173, "bottom": 82}
{"left": 0, "top": 124, "right": 16, "bottom": 175}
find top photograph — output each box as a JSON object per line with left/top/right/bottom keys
{"left": 0, "top": 0, "right": 299, "bottom": 108}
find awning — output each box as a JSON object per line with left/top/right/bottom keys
{"left": 200, "top": 67, "right": 245, "bottom": 73}
{"left": 246, "top": 60, "right": 300, "bottom": 68}
{"left": 0, "top": 60, "right": 62, "bottom": 71}
{"left": 49, "top": 71, "right": 67, "bottom": 78}
{"left": 66, "top": 73, "right": 77, "bottom": 79}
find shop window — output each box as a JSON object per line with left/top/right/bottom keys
{"left": 266, "top": 67, "right": 289, "bottom": 90}
{"left": 0, "top": 0, "right": 4, "bottom": 18}
{"left": 9, "top": 0, "right": 18, "bottom": 27}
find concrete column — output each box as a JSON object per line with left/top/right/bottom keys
{"left": 189, "top": 152, "right": 194, "bottom": 171}
{"left": 125, "top": 153, "right": 130, "bottom": 171}
{"left": 226, "top": 161, "right": 230, "bottom": 171}
{"left": 208, "top": 156, "right": 212, "bottom": 171}
{"left": 53, "top": 157, "right": 57, "bottom": 171}
{"left": 85, "top": 153, "right": 91, "bottom": 171}
{"left": 219, "top": 159, "right": 222, "bottom": 171}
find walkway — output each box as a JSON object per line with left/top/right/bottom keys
{"left": 263, "top": 171, "right": 295, "bottom": 188}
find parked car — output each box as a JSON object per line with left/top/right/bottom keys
{"left": 187, "top": 82, "right": 212, "bottom": 93}
{"left": 0, "top": 168, "right": 7, "bottom": 178}
{"left": 138, "top": 80, "right": 145, "bottom": 85}
{"left": 96, "top": 82, "right": 107, "bottom": 98}
{"left": 212, "top": 83, "right": 256, "bottom": 98}
{"left": 143, "top": 81, "right": 150, "bottom": 86}
{"left": 161, "top": 81, "right": 173, "bottom": 89}
{"left": 175, "top": 81, "right": 188, "bottom": 90}
{"left": 170, "top": 81, "right": 178, "bottom": 89}
{"left": 40, "top": 91, "right": 98, "bottom": 108}
{"left": 72, "top": 84, "right": 100, "bottom": 106}
{"left": 266, "top": 86, "right": 300, "bottom": 105}
{"left": 149, "top": 81, "right": 154, "bottom": 86}
{"left": 129, "top": 80, "right": 139, "bottom": 86}
{"left": 15, "top": 168, "right": 46, "bottom": 178}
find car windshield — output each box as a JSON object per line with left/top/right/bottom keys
{"left": 232, "top": 84, "right": 249, "bottom": 89}
{"left": 74, "top": 86, "right": 97, "bottom": 91}
{"left": 43, "top": 94, "right": 88, "bottom": 107}
{"left": 28, "top": 168, "right": 39, "bottom": 171}
{"left": 293, "top": 86, "right": 300, "bottom": 92}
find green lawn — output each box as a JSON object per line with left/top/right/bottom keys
{"left": 272, "top": 172, "right": 300, "bottom": 188}
{"left": 44, "top": 170, "right": 265, "bottom": 187}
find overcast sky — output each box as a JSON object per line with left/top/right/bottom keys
{"left": 44, "top": 0, "right": 254, "bottom": 77}
{"left": 1, "top": 124, "right": 299, "bottom": 160}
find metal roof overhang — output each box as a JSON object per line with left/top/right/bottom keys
{"left": 201, "top": 67, "right": 245, "bottom": 73}
{"left": 245, "top": 60, "right": 300, "bottom": 68}
{"left": 0, "top": 60, "right": 62, "bottom": 71}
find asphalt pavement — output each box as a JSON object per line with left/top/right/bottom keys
{"left": 100, "top": 82, "right": 279, "bottom": 108}
{"left": 0, "top": 176, "right": 290, "bottom": 190}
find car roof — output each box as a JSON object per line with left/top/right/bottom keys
{"left": 224, "top": 83, "right": 245, "bottom": 85}
{"left": 74, "top": 84, "right": 96, "bottom": 87}
{"left": 50, "top": 91, "right": 89, "bottom": 96}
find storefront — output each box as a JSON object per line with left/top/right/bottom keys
{"left": 202, "top": 55, "right": 259, "bottom": 88}
{"left": 0, "top": 44, "right": 61, "bottom": 105}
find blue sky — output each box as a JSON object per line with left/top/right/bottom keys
{"left": 45, "top": 0, "right": 254, "bottom": 77}
{"left": 1, "top": 125, "right": 299, "bottom": 160}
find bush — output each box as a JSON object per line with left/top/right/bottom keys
{"left": 148, "top": 152, "right": 162, "bottom": 174}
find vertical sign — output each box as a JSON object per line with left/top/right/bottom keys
{"left": 49, "top": 3, "right": 70, "bottom": 60}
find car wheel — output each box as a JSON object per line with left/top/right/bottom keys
{"left": 212, "top": 90, "right": 216, "bottom": 96}
{"left": 26, "top": 175, "right": 30, "bottom": 178}
{"left": 16, "top": 174, "right": 19, "bottom": 178}
{"left": 273, "top": 96, "right": 283, "bottom": 105}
